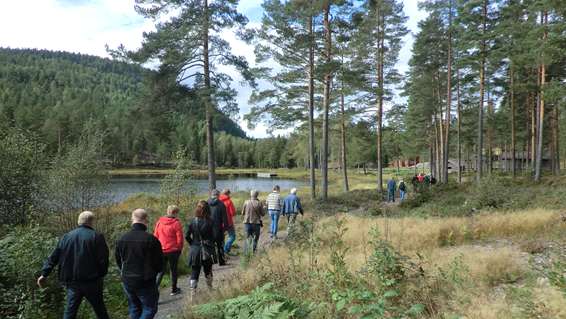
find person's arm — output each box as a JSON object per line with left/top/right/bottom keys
{"left": 176, "top": 221, "right": 184, "bottom": 250}
{"left": 221, "top": 204, "right": 228, "bottom": 231}
{"left": 185, "top": 223, "right": 193, "bottom": 245}
{"left": 297, "top": 197, "right": 304, "bottom": 215}
{"left": 115, "top": 240, "right": 123, "bottom": 270}
{"left": 282, "top": 198, "right": 287, "bottom": 215}
{"left": 152, "top": 237, "right": 164, "bottom": 273}
{"left": 38, "top": 237, "right": 63, "bottom": 287}
{"left": 153, "top": 221, "right": 160, "bottom": 237}
{"left": 96, "top": 233, "right": 110, "bottom": 277}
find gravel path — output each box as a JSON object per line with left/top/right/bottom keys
{"left": 155, "top": 231, "right": 286, "bottom": 319}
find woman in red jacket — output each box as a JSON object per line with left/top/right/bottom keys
{"left": 219, "top": 189, "right": 237, "bottom": 255}
{"left": 154, "top": 205, "right": 184, "bottom": 295}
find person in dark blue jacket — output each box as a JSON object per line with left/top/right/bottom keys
{"left": 38, "top": 211, "right": 110, "bottom": 319}
{"left": 387, "top": 178, "right": 397, "bottom": 202}
{"left": 282, "top": 188, "right": 304, "bottom": 233}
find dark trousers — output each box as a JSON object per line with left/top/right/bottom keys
{"left": 244, "top": 223, "right": 261, "bottom": 253}
{"left": 64, "top": 279, "right": 109, "bottom": 319}
{"left": 190, "top": 261, "right": 213, "bottom": 281}
{"left": 122, "top": 282, "right": 159, "bottom": 319}
{"left": 216, "top": 238, "right": 226, "bottom": 265}
{"left": 155, "top": 251, "right": 181, "bottom": 291}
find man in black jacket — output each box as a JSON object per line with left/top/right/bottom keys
{"left": 116, "top": 208, "right": 163, "bottom": 319}
{"left": 38, "top": 211, "right": 110, "bottom": 319}
{"left": 208, "top": 189, "right": 228, "bottom": 266}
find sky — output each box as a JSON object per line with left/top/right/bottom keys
{"left": 0, "top": 0, "right": 427, "bottom": 138}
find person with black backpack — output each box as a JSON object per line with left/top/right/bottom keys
{"left": 185, "top": 200, "right": 217, "bottom": 300}
{"left": 399, "top": 179, "right": 407, "bottom": 202}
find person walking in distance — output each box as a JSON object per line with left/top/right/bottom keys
{"left": 242, "top": 190, "right": 265, "bottom": 253}
{"left": 387, "top": 178, "right": 397, "bottom": 203}
{"left": 154, "top": 205, "right": 184, "bottom": 296}
{"left": 266, "top": 185, "right": 282, "bottom": 239}
{"left": 398, "top": 179, "right": 407, "bottom": 202}
{"left": 115, "top": 209, "right": 163, "bottom": 319}
{"left": 208, "top": 189, "right": 228, "bottom": 265}
{"left": 219, "top": 189, "right": 237, "bottom": 255}
{"left": 185, "top": 200, "right": 216, "bottom": 299}
{"left": 282, "top": 188, "right": 304, "bottom": 234}
{"left": 37, "top": 211, "right": 110, "bottom": 319}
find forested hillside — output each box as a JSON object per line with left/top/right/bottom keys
{"left": 0, "top": 48, "right": 248, "bottom": 165}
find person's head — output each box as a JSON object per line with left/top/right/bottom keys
{"left": 194, "top": 200, "right": 210, "bottom": 218}
{"left": 77, "top": 211, "right": 95, "bottom": 227}
{"left": 273, "top": 185, "right": 280, "bottom": 192}
{"left": 167, "top": 205, "right": 180, "bottom": 216}
{"left": 221, "top": 188, "right": 231, "bottom": 197}
{"left": 132, "top": 208, "right": 149, "bottom": 225}
{"left": 210, "top": 189, "right": 220, "bottom": 198}
{"left": 290, "top": 188, "right": 297, "bottom": 195}
{"left": 250, "top": 189, "right": 259, "bottom": 199}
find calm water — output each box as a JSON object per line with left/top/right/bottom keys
{"left": 108, "top": 175, "right": 304, "bottom": 203}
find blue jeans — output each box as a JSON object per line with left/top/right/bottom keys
{"left": 122, "top": 282, "right": 159, "bottom": 319}
{"left": 64, "top": 279, "right": 109, "bottom": 319}
{"left": 400, "top": 190, "right": 406, "bottom": 201}
{"left": 269, "top": 210, "right": 280, "bottom": 238}
{"left": 224, "top": 226, "right": 236, "bottom": 253}
{"left": 388, "top": 190, "right": 395, "bottom": 202}
{"left": 244, "top": 223, "right": 261, "bottom": 253}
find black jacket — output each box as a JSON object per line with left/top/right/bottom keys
{"left": 41, "top": 225, "right": 109, "bottom": 284}
{"left": 115, "top": 223, "right": 163, "bottom": 289}
{"left": 185, "top": 217, "right": 216, "bottom": 267}
{"left": 208, "top": 197, "right": 227, "bottom": 240}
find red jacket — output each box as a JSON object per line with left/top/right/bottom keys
{"left": 219, "top": 194, "right": 236, "bottom": 227}
{"left": 153, "top": 216, "right": 184, "bottom": 253}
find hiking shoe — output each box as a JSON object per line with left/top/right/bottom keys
{"left": 170, "top": 288, "right": 181, "bottom": 296}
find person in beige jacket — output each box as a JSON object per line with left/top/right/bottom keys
{"left": 242, "top": 189, "right": 265, "bottom": 253}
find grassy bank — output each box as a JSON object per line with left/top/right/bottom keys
{"left": 182, "top": 176, "right": 566, "bottom": 319}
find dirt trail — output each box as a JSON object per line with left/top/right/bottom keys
{"left": 155, "top": 231, "right": 286, "bottom": 319}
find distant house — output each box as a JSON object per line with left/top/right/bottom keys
{"left": 388, "top": 157, "right": 420, "bottom": 169}
{"left": 410, "top": 159, "right": 466, "bottom": 174}
{"left": 496, "top": 151, "right": 551, "bottom": 171}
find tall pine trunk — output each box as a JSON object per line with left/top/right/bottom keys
{"left": 442, "top": 0, "right": 453, "bottom": 184}
{"left": 321, "top": 3, "right": 332, "bottom": 200}
{"left": 535, "top": 11, "right": 548, "bottom": 182}
{"left": 476, "top": 0, "right": 487, "bottom": 183}
{"left": 203, "top": 0, "right": 216, "bottom": 191}
{"left": 553, "top": 105, "right": 560, "bottom": 175}
{"left": 340, "top": 70, "right": 349, "bottom": 192}
{"left": 457, "top": 65, "right": 462, "bottom": 183}
{"left": 376, "top": 8, "right": 384, "bottom": 194}
{"left": 307, "top": 11, "right": 316, "bottom": 199}
{"left": 510, "top": 64, "right": 516, "bottom": 177}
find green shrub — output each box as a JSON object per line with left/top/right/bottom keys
{"left": 191, "top": 283, "right": 316, "bottom": 319}
{"left": 0, "top": 226, "right": 62, "bottom": 319}
{"left": 0, "top": 128, "right": 45, "bottom": 225}
{"left": 468, "top": 176, "right": 510, "bottom": 209}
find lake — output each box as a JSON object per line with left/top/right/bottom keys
{"left": 108, "top": 175, "right": 305, "bottom": 203}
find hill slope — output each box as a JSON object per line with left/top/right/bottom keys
{"left": 0, "top": 48, "right": 246, "bottom": 164}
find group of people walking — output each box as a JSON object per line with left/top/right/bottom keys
{"left": 37, "top": 186, "right": 303, "bottom": 319}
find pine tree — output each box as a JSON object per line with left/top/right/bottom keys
{"left": 127, "top": 0, "right": 254, "bottom": 190}
{"left": 246, "top": 0, "right": 319, "bottom": 199}
{"left": 354, "top": 0, "right": 408, "bottom": 194}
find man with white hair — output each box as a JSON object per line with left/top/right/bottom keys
{"left": 116, "top": 209, "right": 163, "bottom": 319}
{"left": 282, "top": 188, "right": 304, "bottom": 234}
{"left": 37, "top": 211, "right": 110, "bottom": 319}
